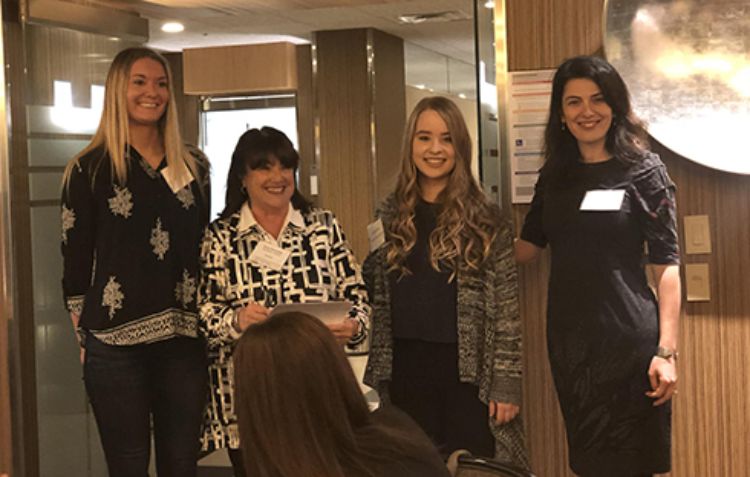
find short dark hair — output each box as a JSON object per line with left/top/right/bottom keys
{"left": 220, "top": 127, "right": 311, "bottom": 218}
{"left": 542, "top": 55, "right": 648, "bottom": 184}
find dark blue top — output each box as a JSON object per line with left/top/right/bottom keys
{"left": 390, "top": 199, "right": 458, "bottom": 343}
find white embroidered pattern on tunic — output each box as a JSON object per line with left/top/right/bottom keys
{"left": 150, "top": 218, "right": 170, "bottom": 260}
{"left": 108, "top": 186, "right": 134, "bottom": 218}
{"left": 175, "top": 269, "right": 196, "bottom": 307}
{"left": 102, "top": 276, "right": 124, "bottom": 319}
{"left": 176, "top": 187, "right": 195, "bottom": 210}
{"left": 61, "top": 205, "right": 76, "bottom": 244}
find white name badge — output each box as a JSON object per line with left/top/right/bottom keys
{"left": 579, "top": 189, "right": 626, "bottom": 211}
{"left": 249, "top": 241, "right": 291, "bottom": 271}
{"left": 161, "top": 166, "right": 193, "bottom": 193}
{"left": 367, "top": 218, "right": 385, "bottom": 252}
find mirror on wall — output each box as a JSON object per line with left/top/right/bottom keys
{"left": 604, "top": 0, "right": 750, "bottom": 174}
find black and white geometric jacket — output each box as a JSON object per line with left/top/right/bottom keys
{"left": 197, "top": 202, "right": 370, "bottom": 451}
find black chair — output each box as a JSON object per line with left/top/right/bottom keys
{"left": 447, "top": 450, "right": 536, "bottom": 477}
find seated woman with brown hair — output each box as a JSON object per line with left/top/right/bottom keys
{"left": 233, "top": 311, "right": 450, "bottom": 477}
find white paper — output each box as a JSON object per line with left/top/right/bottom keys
{"left": 269, "top": 301, "right": 352, "bottom": 324}
{"left": 367, "top": 218, "right": 385, "bottom": 252}
{"left": 508, "top": 69, "right": 556, "bottom": 204}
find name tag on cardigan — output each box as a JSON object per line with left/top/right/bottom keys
{"left": 367, "top": 219, "right": 385, "bottom": 251}
{"left": 579, "top": 189, "right": 625, "bottom": 211}
{"left": 249, "top": 241, "right": 291, "bottom": 271}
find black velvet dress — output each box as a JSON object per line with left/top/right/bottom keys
{"left": 521, "top": 152, "right": 679, "bottom": 476}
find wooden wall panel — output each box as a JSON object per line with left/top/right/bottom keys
{"left": 295, "top": 45, "right": 315, "bottom": 201}
{"left": 165, "top": 52, "right": 200, "bottom": 146}
{"left": 506, "top": 1, "right": 750, "bottom": 476}
{"left": 183, "top": 43, "right": 298, "bottom": 95}
{"left": 314, "top": 28, "right": 404, "bottom": 260}
{"left": 507, "top": 0, "right": 604, "bottom": 71}
{"left": 315, "top": 29, "right": 373, "bottom": 258}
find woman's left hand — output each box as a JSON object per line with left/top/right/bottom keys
{"left": 327, "top": 318, "right": 359, "bottom": 345}
{"left": 489, "top": 400, "right": 519, "bottom": 424}
{"left": 646, "top": 356, "right": 677, "bottom": 406}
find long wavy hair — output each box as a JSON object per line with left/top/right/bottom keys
{"left": 234, "top": 312, "right": 436, "bottom": 477}
{"left": 63, "top": 47, "right": 199, "bottom": 187}
{"left": 542, "top": 55, "right": 649, "bottom": 185}
{"left": 220, "top": 127, "right": 311, "bottom": 219}
{"left": 387, "top": 96, "right": 499, "bottom": 279}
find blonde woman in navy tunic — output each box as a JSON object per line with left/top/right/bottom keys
{"left": 61, "top": 47, "right": 210, "bottom": 476}
{"left": 516, "top": 56, "right": 681, "bottom": 477}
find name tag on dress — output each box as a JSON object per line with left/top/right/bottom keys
{"left": 367, "top": 219, "right": 385, "bottom": 251}
{"left": 249, "top": 241, "right": 291, "bottom": 271}
{"left": 161, "top": 166, "right": 193, "bottom": 193}
{"left": 579, "top": 189, "right": 626, "bottom": 211}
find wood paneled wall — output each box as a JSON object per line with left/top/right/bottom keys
{"left": 183, "top": 43, "right": 298, "bottom": 95}
{"left": 505, "top": 1, "right": 750, "bottom": 475}
{"left": 314, "top": 28, "right": 405, "bottom": 259}
{"left": 165, "top": 53, "right": 200, "bottom": 146}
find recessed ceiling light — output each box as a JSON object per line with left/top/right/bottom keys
{"left": 161, "top": 22, "right": 184, "bottom": 33}
{"left": 484, "top": 0, "right": 495, "bottom": 8}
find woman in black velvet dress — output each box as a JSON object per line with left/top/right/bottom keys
{"left": 515, "top": 56, "right": 681, "bottom": 477}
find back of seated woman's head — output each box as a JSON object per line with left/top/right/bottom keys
{"left": 233, "top": 312, "right": 372, "bottom": 477}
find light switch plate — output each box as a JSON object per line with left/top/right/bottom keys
{"left": 684, "top": 215, "right": 711, "bottom": 254}
{"left": 685, "top": 263, "right": 711, "bottom": 302}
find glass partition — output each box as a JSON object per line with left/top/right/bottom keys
{"left": 23, "top": 23, "right": 137, "bottom": 476}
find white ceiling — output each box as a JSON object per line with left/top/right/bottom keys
{"left": 99, "top": 0, "right": 476, "bottom": 64}
{"left": 97, "top": 0, "right": 478, "bottom": 96}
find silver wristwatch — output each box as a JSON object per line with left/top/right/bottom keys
{"left": 656, "top": 346, "right": 678, "bottom": 360}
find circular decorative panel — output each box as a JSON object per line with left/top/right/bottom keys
{"left": 604, "top": 0, "right": 750, "bottom": 174}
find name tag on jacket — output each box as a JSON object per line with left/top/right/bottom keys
{"left": 249, "top": 241, "right": 291, "bottom": 270}
{"left": 579, "top": 189, "right": 625, "bottom": 211}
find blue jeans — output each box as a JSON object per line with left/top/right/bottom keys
{"left": 84, "top": 335, "right": 208, "bottom": 477}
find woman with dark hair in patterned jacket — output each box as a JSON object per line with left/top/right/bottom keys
{"left": 363, "top": 96, "right": 528, "bottom": 469}
{"left": 197, "top": 126, "right": 370, "bottom": 477}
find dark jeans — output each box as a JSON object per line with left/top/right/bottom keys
{"left": 84, "top": 334, "right": 208, "bottom": 477}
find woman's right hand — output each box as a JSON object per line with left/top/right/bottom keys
{"left": 235, "top": 302, "right": 271, "bottom": 332}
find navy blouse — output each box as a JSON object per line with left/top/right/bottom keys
{"left": 61, "top": 146, "right": 210, "bottom": 346}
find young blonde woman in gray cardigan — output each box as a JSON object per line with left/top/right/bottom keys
{"left": 363, "top": 96, "right": 528, "bottom": 468}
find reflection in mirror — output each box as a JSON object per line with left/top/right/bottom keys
{"left": 604, "top": 0, "right": 750, "bottom": 174}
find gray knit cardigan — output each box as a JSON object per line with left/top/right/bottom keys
{"left": 362, "top": 195, "right": 529, "bottom": 468}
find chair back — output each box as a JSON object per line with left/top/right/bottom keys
{"left": 450, "top": 452, "right": 535, "bottom": 477}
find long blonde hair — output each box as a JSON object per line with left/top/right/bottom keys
{"left": 63, "top": 47, "right": 198, "bottom": 187}
{"left": 387, "top": 96, "right": 499, "bottom": 278}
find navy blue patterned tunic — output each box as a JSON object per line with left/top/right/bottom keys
{"left": 61, "top": 146, "right": 210, "bottom": 345}
{"left": 521, "top": 152, "right": 679, "bottom": 476}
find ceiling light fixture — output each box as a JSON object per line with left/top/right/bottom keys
{"left": 484, "top": 1, "right": 495, "bottom": 9}
{"left": 161, "top": 22, "right": 184, "bottom": 33}
{"left": 398, "top": 11, "right": 471, "bottom": 24}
